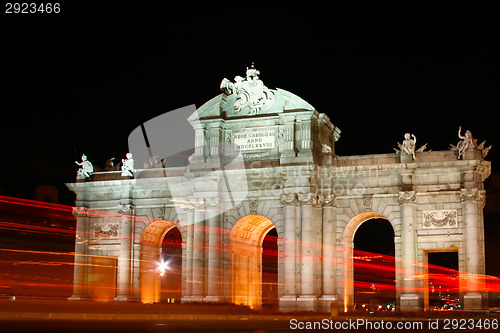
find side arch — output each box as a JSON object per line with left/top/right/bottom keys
{"left": 139, "top": 220, "right": 182, "bottom": 303}
{"left": 343, "top": 212, "right": 393, "bottom": 312}
{"left": 230, "top": 214, "right": 276, "bottom": 310}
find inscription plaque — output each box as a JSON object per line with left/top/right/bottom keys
{"left": 234, "top": 129, "right": 275, "bottom": 151}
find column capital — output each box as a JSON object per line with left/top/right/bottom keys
{"left": 205, "top": 197, "right": 220, "bottom": 207}
{"left": 318, "top": 194, "right": 336, "bottom": 207}
{"left": 118, "top": 203, "right": 134, "bottom": 215}
{"left": 72, "top": 206, "right": 89, "bottom": 217}
{"left": 280, "top": 193, "right": 298, "bottom": 206}
{"left": 193, "top": 198, "right": 206, "bottom": 210}
{"left": 398, "top": 191, "right": 416, "bottom": 204}
{"left": 298, "top": 192, "right": 317, "bottom": 206}
{"left": 460, "top": 188, "right": 486, "bottom": 203}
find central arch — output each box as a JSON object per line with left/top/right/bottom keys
{"left": 140, "top": 220, "right": 182, "bottom": 303}
{"left": 230, "top": 214, "right": 276, "bottom": 310}
{"left": 343, "top": 212, "right": 392, "bottom": 312}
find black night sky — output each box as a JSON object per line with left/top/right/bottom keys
{"left": 1, "top": 4, "right": 498, "bottom": 202}
{"left": 1, "top": 4, "right": 499, "bottom": 275}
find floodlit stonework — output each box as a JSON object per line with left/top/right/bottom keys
{"left": 67, "top": 66, "right": 491, "bottom": 312}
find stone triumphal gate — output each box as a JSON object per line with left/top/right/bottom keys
{"left": 67, "top": 65, "right": 491, "bottom": 312}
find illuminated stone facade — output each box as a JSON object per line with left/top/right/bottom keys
{"left": 67, "top": 67, "right": 491, "bottom": 312}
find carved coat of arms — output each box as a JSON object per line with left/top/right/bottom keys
{"left": 220, "top": 64, "right": 275, "bottom": 115}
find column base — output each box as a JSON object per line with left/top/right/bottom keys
{"left": 182, "top": 296, "right": 205, "bottom": 303}
{"left": 279, "top": 296, "right": 297, "bottom": 312}
{"left": 114, "top": 295, "right": 129, "bottom": 302}
{"left": 318, "top": 295, "right": 338, "bottom": 312}
{"left": 68, "top": 295, "right": 83, "bottom": 301}
{"left": 295, "top": 151, "right": 314, "bottom": 164}
{"left": 296, "top": 295, "right": 317, "bottom": 311}
{"left": 464, "top": 293, "right": 483, "bottom": 310}
{"left": 399, "top": 293, "right": 420, "bottom": 312}
{"left": 203, "top": 296, "right": 221, "bottom": 303}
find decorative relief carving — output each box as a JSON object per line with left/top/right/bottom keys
{"left": 157, "top": 205, "right": 166, "bottom": 220}
{"left": 398, "top": 191, "right": 416, "bottom": 204}
{"left": 249, "top": 199, "right": 258, "bottom": 214}
{"left": 93, "top": 224, "right": 119, "bottom": 238}
{"left": 363, "top": 195, "right": 373, "bottom": 212}
{"left": 422, "top": 210, "right": 458, "bottom": 229}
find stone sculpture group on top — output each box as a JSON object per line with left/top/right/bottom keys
{"left": 395, "top": 126, "right": 491, "bottom": 160}
{"left": 75, "top": 153, "right": 135, "bottom": 179}
{"left": 75, "top": 126, "right": 491, "bottom": 179}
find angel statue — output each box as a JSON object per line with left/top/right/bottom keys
{"left": 75, "top": 154, "right": 94, "bottom": 178}
{"left": 394, "top": 133, "right": 427, "bottom": 160}
{"left": 121, "top": 153, "right": 135, "bottom": 177}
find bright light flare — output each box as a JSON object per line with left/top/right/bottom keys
{"left": 158, "top": 260, "right": 169, "bottom": 277}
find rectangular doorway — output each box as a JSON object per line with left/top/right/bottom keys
{"left": 424, "top": 249, "right": 459, "bottom": 311}
{"left": 89, "top": 256, "right": 117, "bottom": 302}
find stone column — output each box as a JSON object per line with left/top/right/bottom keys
{"left": 69, "top": 207, "right": 89, "bottom": 300}
{"left": 115, "top": 203, "right": 134, "bottom": 301}
{"left": 297, "top": 193, "right": 317, "bottom": 309}
{"left": 300, "top": 118, "right": 312, "bottom": 150}
{"left": 191, "top": 200, "right": 206, "bottom": 301}
{"left": 285, "top": 121, "right": 295, "bottom": 151}
{"left": 398, "top": 191, "right": 420, "bottom": 311}
{"left": 194, "top": 123, "right": 205, "bottom": 157}
{"left": 210, "top": 127, "right": 221, "bottom": 157}
{"left": 183, "top": 208, "right": 194, "bottom": 300}
{"left": 205, "top": 197, "right": 222, "bottom": 302}
{"left": 279, "top": 194, "right": 299, "bottom": 311}
{"left": 280, "top": 116, "right": 296, "bottom": 163}
{"left": 461, "top": 188, "right": 486, "bottom": 310}
{"left": 319, "top": 195, "right": 337, "bottom": 307}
